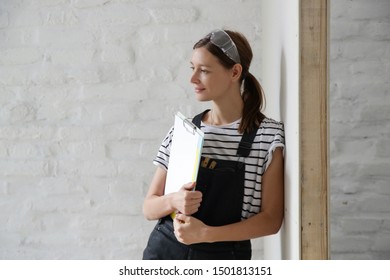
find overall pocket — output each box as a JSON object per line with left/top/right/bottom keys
{"left": 142, "top": 219, "right": 189, "bottom": 260}
{"left": 194, "top": 157, "right": 245, "bottom": 227}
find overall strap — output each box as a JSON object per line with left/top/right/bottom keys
{"left": 192, "top": 109, "right": 210, "bottom": 128}
{"left": 192, "top": 109, "right": 258, "bottom": 158}
{"left": 236, "top": 128, "right": 258, "bottom": 157}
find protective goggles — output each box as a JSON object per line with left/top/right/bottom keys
{"left": 209, "top": 29, "right": 241, "bottom": 64}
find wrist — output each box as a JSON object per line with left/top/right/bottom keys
{"left": 166, "top": 193, "right": 176, "bottom": 213}
{"left": 202, "top": 225, "right": 217, "bottom": 243}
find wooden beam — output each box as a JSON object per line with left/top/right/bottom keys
{"left": 300, "top": 0, "right": 329, "bottom": 259}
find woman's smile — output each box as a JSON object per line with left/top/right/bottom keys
{"left": 194, "top": 86, "right": 206, "bottom": 93}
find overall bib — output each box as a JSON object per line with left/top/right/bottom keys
{"left": 143, "top": 110, "right": 258, "bottom": 260}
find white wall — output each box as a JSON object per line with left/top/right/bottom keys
{"left": 260, "top": 0, "right": 390, "bottom": 260}
{"left": 10, "top": 0, "right": 388, "bottom": 261}
{"left": 0, "top": 0, "right": 266, "bottom": 259}
{"left": 329, "top": 0, "right": 390, "bottom": 259}
{"left": 260, "top": 0, "right": 300, "bottom": 260}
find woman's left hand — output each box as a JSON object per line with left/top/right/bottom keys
{"left": 173, "top": 213, "right": 208, "bottom": 245}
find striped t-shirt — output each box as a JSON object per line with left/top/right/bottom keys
{"left": 153, "top": 117, "right": 285, "bottom": 220}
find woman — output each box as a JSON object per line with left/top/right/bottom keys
{"left": 142, "top": 29, "right": 285, "bottom": 260}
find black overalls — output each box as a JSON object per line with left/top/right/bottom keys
{"left": 143, "top": 110, "right": 258, "bottom": 260}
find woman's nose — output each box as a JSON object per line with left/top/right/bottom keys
{"left": 190, "top": 71, "right": 199, "bottom": 84}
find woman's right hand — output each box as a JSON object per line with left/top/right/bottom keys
{"left": 143, "top": 167, "right": 203, "bottom": 220}
{"left": 171, "top": 182, "right": 203, "bottom": 215}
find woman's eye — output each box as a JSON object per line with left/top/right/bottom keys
{"left": 190, "top": 66, "right": 209, "bottom": 74}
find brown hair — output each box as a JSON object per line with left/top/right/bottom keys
{"left": 193, "top": 30, "right": 266, "bottom": 134}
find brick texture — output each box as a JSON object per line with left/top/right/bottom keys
{"left": 330, "top": 0, "right": 390, "bottom": 260}
{"left": 1, "top": 0, "right": 388, "bottom": 260}
{"left": 0, "top": 0, "right": 263, "bottom": 259}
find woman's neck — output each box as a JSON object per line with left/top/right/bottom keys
{"left": 208, "top": 94, "right": 243, "bottom": 126}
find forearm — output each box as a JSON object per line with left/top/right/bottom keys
{"left": 174, "top": 211, "right": 283, "bottom": 245}
{"left": 204, "top": 212, "right": 283, "bottom": 243}
{"left": 143, "top": 194, "right": 175, "bottom": 221}
{"left": 143, "top": 167, "right": 174, "bottom": 220}
{"left": 144, "top": 187, "right": 202, "bottom": 220}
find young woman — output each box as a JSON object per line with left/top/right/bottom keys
{"left": 142, "top": 29, "right": 285, "bottom": 260}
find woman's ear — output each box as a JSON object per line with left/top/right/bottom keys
{"left": 231, "top": 64, "right": 243, "bottom": 82}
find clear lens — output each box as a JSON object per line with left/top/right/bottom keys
{"left": 209, "top": 30, "right": 241, "bottom": 64}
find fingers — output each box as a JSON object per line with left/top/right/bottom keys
{"left": 183, "top": 190, "right": 202, "bottom": 202}
{"left": 175, "top": 213, "right": 189, "bottom": 223}
{"left": 173, "top": 215, "right": 205, "bottom": 245}
{"left": 172, "top": 182, "right": 203, "bottom": 215}
{"left": 181, "top": 182, "right": 202, "bottom": 200}
{"left": 182, "top": 182, "right": 196, "bottom": 191}
{"left": 174, "top": 214, "right": 191, "bottom": 244}
{"left": 173, "top": 217, "right": 187, "bottom": 244}
{"left": 181, "top": 200, "right": 201, "bottom": 215}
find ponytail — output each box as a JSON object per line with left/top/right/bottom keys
{"left": 239, "top": 72, "right": 266, "bottom": 134}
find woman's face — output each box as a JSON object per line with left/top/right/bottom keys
{"left": 190, "top": 47, "right": 234, "bottom": 102}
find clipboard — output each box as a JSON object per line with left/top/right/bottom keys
{"left": 164, "top": 112, "right": 204, "bottom": 195}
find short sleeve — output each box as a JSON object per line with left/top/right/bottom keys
{"left": 153, "top": 126, "right": 174, "bottom": 171}
{"left": 264, "top": 121, "right": 285, "bottom": 171}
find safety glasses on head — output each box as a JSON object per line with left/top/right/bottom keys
{"left": 209, "top": 29, "right": 241, "bottom": 64}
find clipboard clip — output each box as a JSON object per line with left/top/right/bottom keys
{"left": 183, "top": 118, "right": 197, "bottom": 135}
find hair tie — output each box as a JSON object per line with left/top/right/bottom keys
{"left": 242, "top": 71, "right": 249, "bottom": 81}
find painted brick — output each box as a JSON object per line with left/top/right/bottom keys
{"left": 49, "top": 49, "right": 95, "bottom": 66}
{"left": 0, "top": 48, "right": 42, "bottom": 65}
{"left": 330, "top": 0, "right": 390, "bottom": 260}
{"left": 347, "top": 0, "right": 390, "bottom": 20}
{"left": 359, "top": 195, "right": 390, "bottom": 213}
{"left": 372, "top": 234, "right": 390, "bottom": 257}
{"left": 330, "top": 20, "right": 362, "bottom": 41}
{"left": 331, "top": 236, "right": 372, "bottom": 253}
{"left": 8, "top": 8, "right": 42, "bottom": 27}
{"left": 1, "top": 102, "right": 36, "bottom": 124}
{"left": 149, "top": 7, "right": 199, "bottom": 24}
{"left": 0, "top": 125, "right": 57, "bottom": 141}
{"left": 43, "top": 8, "right": 79, "bottom": 26}
{"left": 341, "top": 218, "right": 382, "bottom": 233}
{"left": 72, "top": 0, "right": 110, "bottom": 9}
{"left": 86, "top": 3, "right": 150, "bottom": 27}
{"left": 375, "top": 138, "right": 390, "bottom": 158}
{"left": 383, "top": 220, "right": 390, "bottom": 231}
{"left": 38, "top": 27, "right": 96, "bottom": 48}
{"left": 0, "top": 9, "right": 8, "bottom": 28}
{"left": 101, "top": 45, "right": 135, "bottom": 64}
{"left": 7, "top": 142, "right": 41, "bottom": 159}
{"left": 81, "top": 82, "right": 147, "bottom": 102}
{"left": 57, "top": 160, "right": 118, "bottom": 178}
{"left": 106, "top": 141, "right": 141, "bottom": 160}
{"left": 1, "top": 0, "right": 388, "bottom": 261}
{"left": 0, "top": 160, "right": 50, "bottom": 177}
{"left": 0, "top": 28, "right": 40, "bottom": 48}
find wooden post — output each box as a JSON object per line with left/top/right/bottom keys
{"left": 300, "top": 0, "right": 329, "bottom": 259}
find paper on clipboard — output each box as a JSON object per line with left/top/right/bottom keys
{"left": 164, "top": 112, "right": 204, "bottom": 195}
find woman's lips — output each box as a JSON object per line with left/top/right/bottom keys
{"left": 194, "top": 87, "right": 205, "bottom": 93}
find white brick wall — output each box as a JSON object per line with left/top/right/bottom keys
{"left": 330, "top": 0, "right": 390, "bottom": 259}
{"left": 3, "top": 0, "right": 388, "bottom": 261}
{"left": 0, "top": 0, "right": 263, "bottom": 259}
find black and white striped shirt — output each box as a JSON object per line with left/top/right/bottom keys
{"left": 153, "top": 117, "right": 285, "bottom": 220}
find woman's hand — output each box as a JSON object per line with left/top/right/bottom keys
{"left": 171, "top": 182, "right": 202, "bottom": 215}
{"left": 173, "top": 213, "right": 209, "bottom": 245}
{"left": 143, "top": 168, "right": 203, "bottom": 221}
